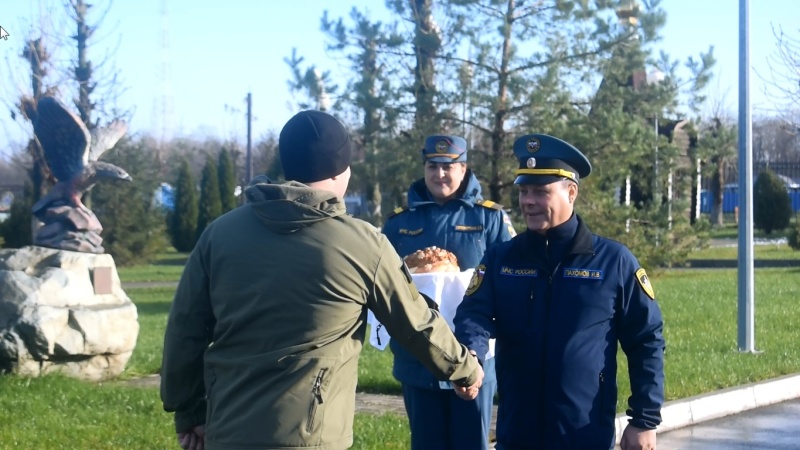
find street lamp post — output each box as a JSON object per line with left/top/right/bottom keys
{"left": 737, "top": 0, "right": 756, "bottom": 353}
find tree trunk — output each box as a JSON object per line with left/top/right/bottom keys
{"left": 411, "top": 0, "right": 440, "bottom": 132}
{"left": 362, "top": 37, "right": 382, "bottom": 223}
{"left": 488, "top": 0, "right": 515, "bottom": 202}
{"left": 73, "top": 0, "right": 94, "bottom": 129}
{"left": 72, "top": 0, "right": 96, "bottom": 208}
{"left": 711, "top": 159, "right": 725, "bottom": 226}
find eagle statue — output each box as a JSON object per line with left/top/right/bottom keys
{"left": 26, "top": 96, "right": 131, "bottom": 213}
{"left": 25, "top": 96, "right": 131, "bottom": 253}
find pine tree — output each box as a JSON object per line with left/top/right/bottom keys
{"left": 217, "top": 147, "right": 237, "bottom": 212}
{"left": 91, "top": 139, "right": 168, "bottom": 265}
{"left": 319, "top": 8, "right": 406, "bottom": 224}
{"left": 170, "top": 160, "right": 199, "bottom": 252}
{"left": 754, "top": 169, "right": 792, "bottom": 234}
{"left": 196, "top": 156, "right": 222, "bottom": 241}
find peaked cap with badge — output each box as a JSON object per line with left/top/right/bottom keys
{"left": 512, "top": 134, "right": 592, "bottom": 185}
{"left": 421, "top": 135, "right": 468, "bottom": 163}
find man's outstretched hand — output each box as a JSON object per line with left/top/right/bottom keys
{"left": 452, "top": 350, "right": 484, "bottom": 400}
{"left": 177, "top": 425, "right": 205, "bottom": 450}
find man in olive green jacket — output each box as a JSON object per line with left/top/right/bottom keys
{"left": 161, "top": 110, "right": 484, "bottom": 450}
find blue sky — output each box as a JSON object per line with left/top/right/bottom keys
{"left": 1, "top": 0, "right": 798, "bottom": 159}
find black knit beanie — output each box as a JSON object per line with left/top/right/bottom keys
{"left": 278, "top": 110, "right": 353, "bottom": 183}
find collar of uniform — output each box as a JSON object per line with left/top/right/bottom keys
{"left": 568, "top": 215, "right": 594, "bottom": 255}
{"left": 525, "top": 214, "right": 577, "bottom": 244}
{"left": 525, "top": 214, "right": 593, "bottom": 257}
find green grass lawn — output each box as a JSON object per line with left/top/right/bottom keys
{"left": 117, "top": 251, "right": 188, "bottom": 283}
{"left": 0, "top": 375, "right": 409, "bottom": 450}
{"left": 122, "top": 287, "right": 174, "bottom": 378}
{"left": 689, "top": 243, "right": 800, "bottom": 260}
{"left": 627, "top": 268, "right": 800, "bottom": 402}
{"left": 706, "top": 214, "right": 798, "bottom": 240}
{"left": 3, "top": 261, "right": 800, "bottom": 449}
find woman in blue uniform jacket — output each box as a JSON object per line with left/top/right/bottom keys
{"left": 381, "top": 135, "right": 516, "bottom": 450}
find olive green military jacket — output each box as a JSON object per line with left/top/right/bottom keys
{"left": 161, "top": 178, "right": 480, "bottom": 450}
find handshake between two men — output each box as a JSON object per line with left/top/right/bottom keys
{"left": 451, "top": 350, "right": 484, "bottom": 401}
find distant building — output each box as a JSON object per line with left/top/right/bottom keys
{"left": 0, "top": 185, "right": 24, "bottom": 223}
{"left": 700, "top": 174, "right": 800, "bottom": 214}
{"left": 153, "top": 183, "right": 175, "bottom": 211}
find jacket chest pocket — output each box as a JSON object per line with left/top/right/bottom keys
{"left": 394, "top": 229, "right": 425, "bottom": 259}
{"left": 495, "top": 269, "right": 539, "bottom": 341}
{"left": 451, "top": 226, "right": 485, "bottom": 268}
{"left": 553, "top": 278, "right": 616, "bottom": 331}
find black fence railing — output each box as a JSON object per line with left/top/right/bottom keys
{"left": 700, "top": 161, "right": 800, "bottom": 213}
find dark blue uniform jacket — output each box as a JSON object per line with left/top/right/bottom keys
{"left": 382, "top": 170, "right": 514, "bottom": 388}
{"left": 454, "top": 215, "right": 665, "bottom": 449}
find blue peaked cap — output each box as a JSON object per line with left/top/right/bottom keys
{"left": 512, "top": 134, "right": 591, "bottom": 185}
{"left": 421, "top": 135, "right": 468, "bottom": 163}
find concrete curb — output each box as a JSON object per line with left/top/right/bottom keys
{"left": 613, "top": 373, "right": 800, "bottom": 444}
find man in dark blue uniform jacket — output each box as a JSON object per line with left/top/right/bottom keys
{"left": 453, "top": 134, "right": 665, "bottom": 450}
{"left": 382, "top": 135, "right": 516, "bottom": 450}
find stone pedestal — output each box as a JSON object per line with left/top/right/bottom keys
{"left": 0, "top": 246, "right": 139, "bottom": 381}
{"left": 33, "top": 204, "right": 105, "bottom": 254}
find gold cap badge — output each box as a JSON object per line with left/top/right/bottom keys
{"left": 526, "top": 137, "right": 541, "bottom": 153}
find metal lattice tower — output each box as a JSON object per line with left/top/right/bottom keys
{"left": 153, "top": 0, "right": 174, "bottom": 149}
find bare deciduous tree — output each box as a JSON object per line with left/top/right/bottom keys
{"left": 762, "top": 25, "right": 800, "bottom": 129}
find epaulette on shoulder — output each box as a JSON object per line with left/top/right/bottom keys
{"left": 387, "top": 206, "right": 409, "bottom": 219}
{"left": 476, "top": 199, "right": 504, "bottom": 210}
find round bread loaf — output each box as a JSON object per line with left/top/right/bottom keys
{"left": 403, "top": 246, "right": 460, "bottom": 273}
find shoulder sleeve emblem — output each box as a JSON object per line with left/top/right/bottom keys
{"left": 635, "top": 268, "right": 655, "bottom": 300}
{"left": 507, "top": 225, "right": 517, "bottom": 237}
{"left": 466, "top": 264, "right": 487, "bottom": 296}
{"left": 476, "top": 199, "right": 503, "bottom": 210}
{"left": 388, "top": 206, "right": 408, "bottom": 218}
{"left": 502, "top": 212, "right": 517, "bottom": 237}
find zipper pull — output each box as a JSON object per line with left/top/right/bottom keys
{"left": 313, "top": 370, "right": 326, "bottom": 404}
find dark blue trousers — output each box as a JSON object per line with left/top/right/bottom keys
{"left": 402, "top": 380, "right": 496, "bottom": 450}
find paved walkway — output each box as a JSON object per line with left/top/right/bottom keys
{"left": 124, "top": 374, "right": 498, "bottom": 432}
{"left": 657, "top": 398, "right": 800, "bottom": 449}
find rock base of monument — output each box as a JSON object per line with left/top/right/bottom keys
{"left": 33, "top": 204, "right": 105, "bottom": 254}
{"left": 0, "top": 246, "right": 139, "bottom": 381}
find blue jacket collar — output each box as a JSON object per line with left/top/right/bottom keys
{"left": 407, "top": 169, "right": 483, "bottom": 208}
{"left": 524, "top": 214, "right": 594, "bottom": 266}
